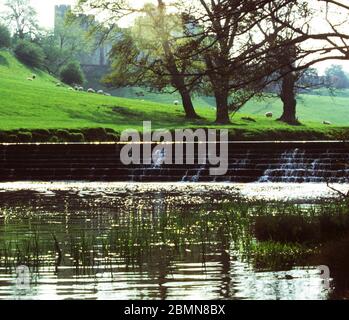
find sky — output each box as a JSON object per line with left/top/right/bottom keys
{"left": 0, "top": 0, "right": 349, "bottom": 74}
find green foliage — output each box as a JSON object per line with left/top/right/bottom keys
{"left": 82, "top": 128, "right": 108, "bottom": 141}
{"left": 60, "top": 61, "right": 85, "bottom": 85}
{"left": 106, "top": 133, "right": 119, "bottom": 141}
{"left": 40, "top": 13, "right": 92, "bottom": 75}
{"left": 251, "top": 241, "right": 313, "bottom": 270}
{"left": 17, "top": 131, "right": 32, "bottom": 142}
{"left": 325, "top": 64, "right": 349, "bottom": 89}
{"left": 49, "top": 136, "right": 59, "bottom": 143}
{"left": 0, "top": 24, "right": 11, "bottom": 49}
{"left": 14, "top": 40, "right": 45, "bottom": 68}
{"left": 69, "top": 133, "right": 85, "bottom": 142}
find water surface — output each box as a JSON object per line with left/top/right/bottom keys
{"left": 0, "top": 182, "right": 347, "bottom": 300}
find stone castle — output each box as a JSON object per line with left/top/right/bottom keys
{"left": 54, "top": 4, "right": 111, "bottom": 66}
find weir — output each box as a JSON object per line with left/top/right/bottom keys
{"left": 0, "top": 142, "right": 348, "bottom": 183}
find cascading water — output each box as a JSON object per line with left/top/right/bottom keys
{"left": 191, "top": 164, "right": 206, "bottom": 182}
{"left": 1, "top": 143, "right": 348, "bottom": 183}
{"left": 152, "top": 148, "right": 166, "bottom": 168}
{"left": 259, "top": 148, "right": 349, "bottom": 183}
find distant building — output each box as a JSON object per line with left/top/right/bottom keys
{"left": 54, "top": 4, "right": 71, "bottom": 30}
{"left": 54, "top": 4, "right": 111, "bottom": 67}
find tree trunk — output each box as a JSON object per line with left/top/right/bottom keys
{"left": 178, "top": 87, "right": 200, "bottom": 120}
{"left": 278, "top": 71, "right": 299, "bottom": 125}
{"left": 215, "top": 91, "right": 230, "bottom": 124}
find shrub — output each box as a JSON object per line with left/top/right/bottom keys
{"left": 0, "top": 132, "right": 9, "bottom": 142}
{"left": 56, "top": 129, "right": 70, "bottom": 141}
{"left": 32, "top": 129, "right": 51, "bottom": 142}
{"left": 67, "top": 133, "right": 85, "bottom": 142}
{"left": 17, "top": 131, "right": 32, "bottom": 142}
{"left": 8, "top": 134, "right": 18, "bottom": 143}
{"left": 49, "top": 136, "right": 59, "bottom": 143}
{"left": 32, "top": 129, "right": 51, "bottom": 136}
{"left": 106, "top": 133, "right": 119, "bottom": 142}
{"left": 83, "top": 128, "right": 108, "bottom": 141}
{"left": 14, "top": 40, "right": 45, "bottom": 68}
{"left": 0, "top": 24, "right": 11, "bottom": 49}
{"left": 60, "top": 61, "right": 85, "bottom": 85}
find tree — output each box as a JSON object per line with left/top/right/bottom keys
{"left": 0, "top": 24, "right": 11, "bottom": 48}
{"left": 325, "top": 64, "right": 349, "bottom": 89}
{"left": 38, "top": 12, "right": 92, "bottom": 75}
{"left": 182, "top": 0, "right": 299, "bottom": 124}
{"left": 76, "top": 0, "right": 200, "bottom": 120}
{"left": 254, "top": 0, "right": 349, "bottom": 124}
{"left": 76, "top": 0, "right": 349, "bottom": 124}
{"left": 3, "top": 0, "right": 39, "bottom": 40}
{"left": 298, "top": 68, "right": 322, "bottom": 89}
{"left": 60, "top": 61, "right": 85, "bottom": 85}
{"left": 14, "top": 40, "right": 44, "bottom": 68}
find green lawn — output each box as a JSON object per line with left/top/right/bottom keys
{"left": 0, "top": 49, "right": 348, "bottom": 142}
{"left": 242, "top": 92, "right": 349, "bottom": 125}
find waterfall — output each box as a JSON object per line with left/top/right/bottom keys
{"left": 191, "top": 164, "right": 206, "bottom": 182}
{"left": 152, "top": 148, "right": 166, "bottom": 168}
{"left": 181, "top": 170, "right": 189, "bottom": 182}
{"left": 260, "top": 149, "right": 307, "bottom": 182}
{"left": 3, "top": 143, "right": 347, "bottom": 183}
{"left": 259, "top": 148, "right": 349, "bottom": 183}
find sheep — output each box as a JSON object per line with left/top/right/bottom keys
{"left": 104, "top": 93, "right": 111, "bottom": 96}
{"left": 68, "top": 87, "right": 74, "bottom": 91}
{"left": 74, "top": 85, "right": 79, "bottom": 91}
{"left": 78, "top": 86, "right": 84, "bottom": 91}
{"left": 174, "top": 100, "right": 179, "bottom": 106}
{"left": 265, "top": 112, "right": 273, "bottom": 118}
{"left": 27, "top": 77, "right": 33, "bottom": 81}
{"left": 32, "top": 74, "right": 36, "bottom": 79}
{"left": 87, "top": 88, "right": 96, "bottom": 93}
{"left": 323, "top": 121, "right": 332, "bottom": 125}
{"left": 97, "top": 89, "right": 104, "bottom": 95}
{"left": 56, "top": 82, "right": 62, "bottom": 87}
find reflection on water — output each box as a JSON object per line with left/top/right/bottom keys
{"left": 0, "top": 182, "right": 347, "bottom": 300}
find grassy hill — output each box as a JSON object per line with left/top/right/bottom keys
{"left": 242, "top": 91, "right": 349, "bottom": 125}
{"left": 0, "top": 49, "right": 348, "bottom": 142}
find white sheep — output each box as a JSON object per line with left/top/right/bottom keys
{"left": 78, "top": 86, "right": 84, "bottom": 91}
{"left": 104, "top": 93, "right": 111, "bottom": 96}
{"left": 56, "top": 83, "right": 61, "bottom": 87}
{"left": 32, "top": 74, "right": 36, "bottom": 79}
{"left": 174, "top": 100, "right": 179, "bottom": 106}
{"left": 323, "top": 121, "right": 332, "bottom": 125}
{"left": 87, "top": 88, "right": 96, "bottom": 93}
{"left": 97, "top": 90, "right": 104, "bottom": 94}
{"left": 265, "top": 112, "right": 273, "bottom": 118}
{"left": 27, "top": 77, "right": 33, "bottom": 81}
{"left": 68, "top": 87, "right": 74, "bottom": 91}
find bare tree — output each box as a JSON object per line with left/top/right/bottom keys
{"left": 3, "top": 0, "right": 39, "bottom": 39}
{"left": 245, "top": 0, "right": 349, "bottom": 124}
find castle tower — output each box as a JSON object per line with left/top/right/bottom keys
{"left": 53, "top": 4, "right": 110, "bottom": 67}
{"left": 54, "top": 4, "right": 72, "bottom": 32}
